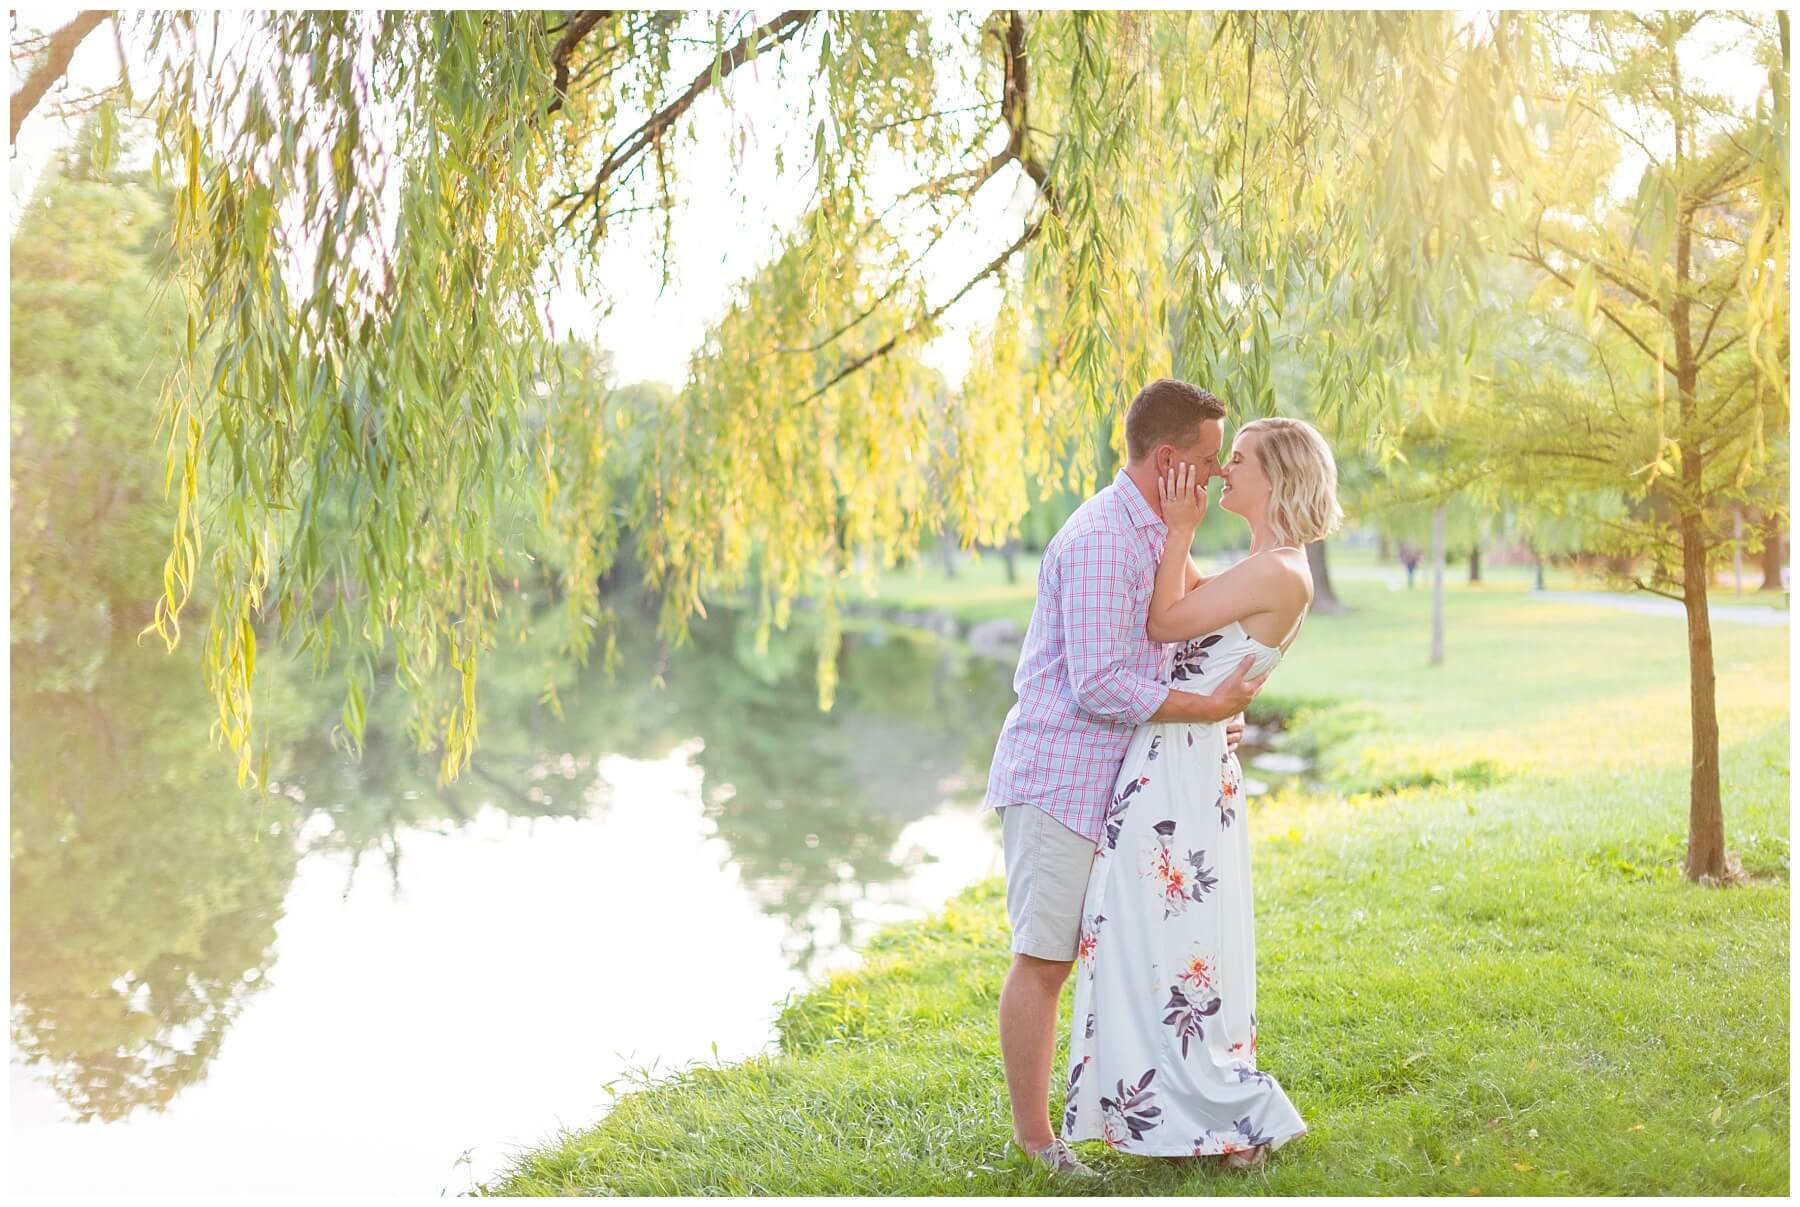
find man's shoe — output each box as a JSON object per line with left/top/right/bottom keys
{"left": 1018, "top": 1137, "right": 1099, "bottom": 1178}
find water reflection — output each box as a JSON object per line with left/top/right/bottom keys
{"left": 10, "top": 599, "right": 1016, "bottom": 1130}
{"left": 11, "top": 664, "right": 302, "bottom": 1123}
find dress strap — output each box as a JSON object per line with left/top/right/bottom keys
{"left": 1273, "top": 604, "right": 1310, "bottom": 654}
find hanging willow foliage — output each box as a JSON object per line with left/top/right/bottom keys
{"left": 118, "top": 10, "right": 1561, "bottom": 784}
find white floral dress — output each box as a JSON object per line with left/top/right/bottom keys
{"left": 1062, "top": 616, "right": 1308, "bottom": 1158}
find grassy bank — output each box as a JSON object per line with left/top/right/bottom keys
{"left": 484, "top": 568, "right": 1788, "bottom": 1196}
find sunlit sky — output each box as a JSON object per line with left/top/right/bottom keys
{"left": 9, "top": 10, "right": 1774, "bottom": 391}
{"left": 8, "top": 10, "right": 1019, "bottom": 389}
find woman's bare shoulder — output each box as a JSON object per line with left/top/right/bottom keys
{"left": 1272, "top": 547, "right": 1314, "bottom": 608}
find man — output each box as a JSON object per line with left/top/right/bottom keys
{"left": 983, "top": 378, "right": 1269, "bottom": 1177}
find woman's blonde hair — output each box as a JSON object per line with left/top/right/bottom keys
{"left": 1236, "top": 417, "right": 1343, "bottom": 547}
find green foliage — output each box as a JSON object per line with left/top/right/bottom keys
{"left": 140, "top": 13, "right": 568, "bottom": 785}
{"left": 637, "top": 204, "right": 947, "bottom": 707}
{"left": 1462, "top": 13, "right": 1789, "bottom": 591}
{"left": 120, "top": 10, "right": 1538, "bottom": 782}
{"left": 10, "top": 154, "right": 182, "bottom": 694}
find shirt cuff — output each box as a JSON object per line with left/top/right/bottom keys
{"left": 1126, "top": 680, "right": 1171, "bottom": 725}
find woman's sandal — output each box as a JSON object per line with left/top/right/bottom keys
{"left": 1222, "top": 1145, "right": 1268, "bottom": 1170}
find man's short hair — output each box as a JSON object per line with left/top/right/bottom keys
{"left": 1124, "top": 378, "right": 1227, "bottom": 461}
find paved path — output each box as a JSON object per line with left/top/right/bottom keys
{"left": 1529, "top": 590, "right": 1789, "bottom": 627}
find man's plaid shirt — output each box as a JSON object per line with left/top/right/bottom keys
{"left": 982, "top": 470, "right": 1173, "bottom": 842}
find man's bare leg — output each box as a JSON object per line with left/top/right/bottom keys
{"left": 999, "top": 952, "right": 1073, "bottom": 1152}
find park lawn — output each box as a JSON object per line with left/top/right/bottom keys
{"left": 872, "top": 549, "right": 1044, "bottom": 622}
{"left": 483, "top": 578, "right": 1788, "bottom": 1196}
{"left": 872, "top": 542, "right": 1787, "bottom": 623}
{"left": 1325, "top": 543, "right": 1790, "bottom": 607}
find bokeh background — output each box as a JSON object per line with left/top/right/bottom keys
{"left": 9, "top": 9, "right": 1789, "bottom": 1196}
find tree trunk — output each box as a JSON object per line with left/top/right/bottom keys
{"left": 938, "top": 529, "right": 958, "bottom": 580}
{"left": 1378, "top": 532, "right": 1392, "bottom": 563}
{"left": 1304, "top": 540, "right": 1346, "bottom": 613}
{"left": 1759, "top": 510, "right": 1785, "bottom": 591}
{"left": 1680, "top": 503, "right": 1726, "bottom": 880}
{"left": 1430, "top": 506, "right": 1446, "bottom": 667}
{"left": 1002, "top": 538, "right": 1019, "bottom": 586}
{"left": 1468, "top": 544, "right": 1482, "bottom": 584}
{"left": 1731, "top": 507, "right": 1744, "bottom": 592}
{"left": 1672, "top": 188, "right": 1727, "bottom": 882}
{"left": 1533, "top": 547, "right": 1546, "bottom": 592}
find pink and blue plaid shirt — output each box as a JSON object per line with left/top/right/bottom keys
{"left": 983, "top": 470, "right": 1173, "bottom": 842}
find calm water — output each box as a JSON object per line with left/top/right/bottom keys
{"left": 10, "top": 603, "right": 1019, "bottom": 1195}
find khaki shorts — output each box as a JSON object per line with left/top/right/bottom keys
{"left": 999, "top": 804, "right": 1098, "bottom": 961}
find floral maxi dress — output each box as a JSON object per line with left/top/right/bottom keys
{"left": 1062, "top": 618, "right": 1308, "bottom": 1158}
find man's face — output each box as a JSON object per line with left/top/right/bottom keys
{"left": 1155, "top": 417, "right": 1226, "bottom": 488}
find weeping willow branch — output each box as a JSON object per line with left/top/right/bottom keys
{"left": 10, "top": 10, "right": 112, "bottom": 140}
{"left": 113, "top": 8, "right": 1781, "bottom": 796}
{"left": 556, "top": 9, "right": 816, "bottom": 229}
{"left": 760, "top": 11, "right": 1046, "bottom": 365}
{"left": 783, "top": 9, "right": 1056, "bottom": 407}
{"left": 545, "top": 9, "right": 611, "bottom": 115}
{"left": 792, "top": 214, "right": 1045, "bottom": 410}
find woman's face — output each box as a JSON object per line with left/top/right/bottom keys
{"left": 1219, "top": 429, "right": 1269, "bottom": 519}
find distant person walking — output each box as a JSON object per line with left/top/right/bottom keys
{"left": 1400, "top": 542, "right": 1422, "bottom": 589}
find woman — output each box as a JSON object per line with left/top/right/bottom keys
{"left": 1060, "top": 417, "right": 1342, "bottom": 1167}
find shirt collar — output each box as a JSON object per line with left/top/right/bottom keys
{"left": 1113, "top": 469, "right": 1166, "bottom": 533}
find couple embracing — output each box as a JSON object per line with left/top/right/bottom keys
{"left": 983, "top": 377, "right": 1341, "bottom": 1177}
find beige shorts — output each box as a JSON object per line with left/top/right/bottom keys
{"left": 999, "top": 804, "right": 1098, "bottom": 961}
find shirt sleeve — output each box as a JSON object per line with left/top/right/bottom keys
{"left": 1056, "top": 529, "right": 1171, "bottom": 724}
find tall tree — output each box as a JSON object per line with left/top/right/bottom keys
{"left": 1430, "top": 505, "right": 1446, "bottom": 667}
{"left": 1757, "top": 510, "right": 1787, "bottom": 590}
{"left": 1354, "top": 428, "right": 1505, "bottom": 667}
{"left": 1467, "top": 12, "right": 1789, "bottom": 880}
{"left": 10, "top": 128, "right": 181, "bottom": 695}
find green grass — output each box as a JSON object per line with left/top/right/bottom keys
{"left": 1705, "top": 591, "right": 1794, "bottom": 610}
{"left": 869, "top": 542, "right": 1788, "bottom": 621}
{"left": 871, "top": 550, "right": 1044, "bottom": 622}
{"left": 483, "top": 573, "right": 1788, "bottom": 1197}
{"left": 1327, "top": 547, "right": 1790, "bottom": 609}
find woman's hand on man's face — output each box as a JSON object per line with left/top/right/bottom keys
{"left": 1159, "top": 460, "right": 1206, "bottom": 532}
